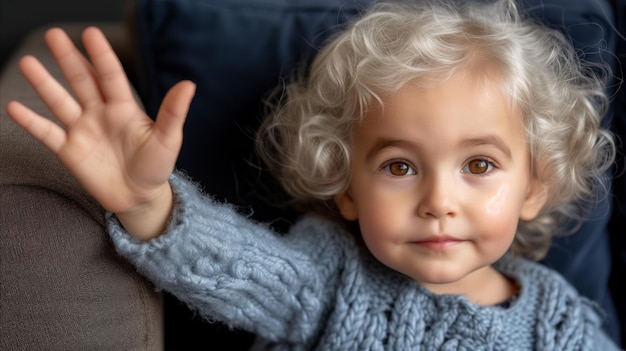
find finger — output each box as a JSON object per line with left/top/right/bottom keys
{"left": 44, "top": 27, "right": 103, "bottom": 108}
{"left": 18, "top": 55, "right": 83, "bottom": 126}
{"left": 154, "top": 81, "right": 196, "bottom": 149}
{"left": 6, "top": 101, "right": 67, "bottom": 153}
{"left": 81, "top": 27, "right": 135, "bottom": 103}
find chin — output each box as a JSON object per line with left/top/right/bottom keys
{"left": 405, "top": 264, "right": 481, "bottom": 290}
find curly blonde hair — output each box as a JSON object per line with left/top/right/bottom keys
{"left": 256, "top": 0, "right": 615, "bottom": 260}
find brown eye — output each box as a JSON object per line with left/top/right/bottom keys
{"left": 386, "top": 162, "right": 415, "bottom": 176}
{"left": 466, "top": 159, "right": 489, "bottom": 174}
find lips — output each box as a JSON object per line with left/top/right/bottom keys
{"left": 411, "top": 235, "right": 464, "bottom": 250}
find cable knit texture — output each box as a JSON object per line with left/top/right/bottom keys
{"left": 107, "top": 172, "right": 621, "bottom": 350}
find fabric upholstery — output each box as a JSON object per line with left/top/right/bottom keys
{"left": 0, "top": 23, "right": 164, "bottom": 351}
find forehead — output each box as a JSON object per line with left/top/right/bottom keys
{"left": 356, "top": 71, "right": 527, "bottom": 154}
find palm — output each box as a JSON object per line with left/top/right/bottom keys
{"left": 5, "top": 27, "right": 196, "bottom": 214}
{"left": 58, "top": 98, "right": 172, "bottom": 213}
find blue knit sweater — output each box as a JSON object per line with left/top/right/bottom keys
{"left": 107, "top": 173, "right": 620, "bottom": 350}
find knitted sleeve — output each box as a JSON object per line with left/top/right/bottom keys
{"left": 106, "top": 172, "right": 350, "bottom": 344}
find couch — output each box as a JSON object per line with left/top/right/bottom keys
{"left": 1, "top": 0, "right": 623, "bottom": 349}
{"left": 0, "top": 22, "right": 163, "bottom": 350}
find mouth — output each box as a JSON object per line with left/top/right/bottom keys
{"left": 411, "top": 235, "right": 465, "bottom": 251}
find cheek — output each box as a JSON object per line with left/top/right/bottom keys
{"left": 485, "top": 184, "right": 508, "bottom": 216}
{"left": 356, "top": 201, "right": 406, "bottom": 257}
{"left": 352, "top": 185, "right": 408, "bottom": 238}
{"left": 357, "top": 205, "right": 396, "bottom": 242}
{"left": 475, "top": 184, "right": 521, "bottom": 243}
{"left": 357, "top": 216, "right": 389, "bottom": 264}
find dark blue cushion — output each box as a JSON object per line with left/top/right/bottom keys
{"left": 136, "top": 0, "right": 376, "bottom": 229}
{"left": 522, "top": 0, "right": 622, "bottom": 343}
{"left": 135, "top": 0, "right": 622, "bottom": 346}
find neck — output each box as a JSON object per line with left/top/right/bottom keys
{"left": 421, "top": 265, "right": 519, "bottom": 306}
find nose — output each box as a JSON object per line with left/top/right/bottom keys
{"left": 416, "top": 174, "right": 457, "bottom": 219}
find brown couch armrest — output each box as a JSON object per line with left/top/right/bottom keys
{"left": 0, "top": 23, "right": 162, "bottom": 350}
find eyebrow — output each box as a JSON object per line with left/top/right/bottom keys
{"left": 460, "top": 135, "right": 512, "bottom": 159}
{"left": 365, "top": 138, "right": 414, "bottom": 161}
{"left": 366, "top": 135, "right": 513, "bottom": 160}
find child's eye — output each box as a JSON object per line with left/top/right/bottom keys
{"left": 383, "top": 161, "right": 416, "bottom": 176}
{"left": 462, "top": 158, "right": 494, "bottom": 175}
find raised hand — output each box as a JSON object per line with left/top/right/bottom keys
{"left": 5, "top": 27, "right": 196, "bottom": 240}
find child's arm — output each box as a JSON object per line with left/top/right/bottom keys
{"left": 4, "top": 27, "right": 196, "bottom": 241}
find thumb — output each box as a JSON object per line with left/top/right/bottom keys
{"left": 154, "top": 80, "right": 196, "bottom": 145}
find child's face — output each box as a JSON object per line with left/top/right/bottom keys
{"left": 334, "top": 71, "right": 547, "bottom": 294}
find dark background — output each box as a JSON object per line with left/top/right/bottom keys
{"left": 0, "top": 0, "right": 131, "bottom": 68}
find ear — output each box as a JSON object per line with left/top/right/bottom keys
{"left": 520, "top": 179, "right": 548, "bottom": 221}
{"left": 334, "top": 190, "right": 358, "bottom": 221}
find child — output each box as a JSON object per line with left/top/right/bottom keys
{"left": 6, "top": 0, "right": 622, "bottom": 349}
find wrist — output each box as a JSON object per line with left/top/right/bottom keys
{"left": 116, "top": 183, "right": 174, "bottom": 241}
